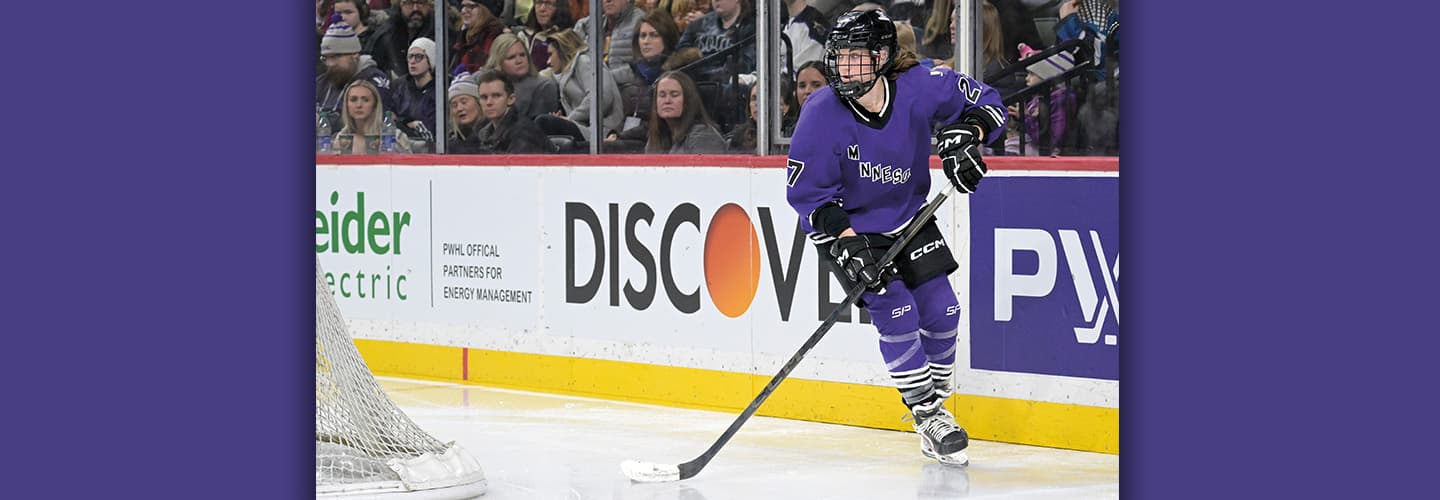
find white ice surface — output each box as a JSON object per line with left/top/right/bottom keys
{"left": 379, "top": 377, "right": 1119, "bottom": 499}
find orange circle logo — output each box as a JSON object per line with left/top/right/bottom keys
{"left": 703, "top": 204, "right": 761, "bottom": 318}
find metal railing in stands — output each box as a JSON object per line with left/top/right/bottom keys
{"left": 983, "top": 38, "right": 1113, "bottom": 157}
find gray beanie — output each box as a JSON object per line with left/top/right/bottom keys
{"left": 409, "top": 37, "right": 438, "bottom": 66}
{"left": 320, "top": 21, "right": 363, "bottom": 55}
{"left": 448, "top": 73, "right": 481, "bottom": 103}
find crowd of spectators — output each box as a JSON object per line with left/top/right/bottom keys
{"left": 315, "top": 0, "right": 1118, "bottom": 156}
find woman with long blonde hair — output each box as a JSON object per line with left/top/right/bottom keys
{"left": 334, "top": 79, "right": 412, "bottom": 154}
{"left": 547, "top": 28, "right": 624, "bottom": 141}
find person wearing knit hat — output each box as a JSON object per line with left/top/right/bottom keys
{"left": 393, "top": 37, "right": 440, "bottom": 151}
{"left": 446, "top": 72, "right": 487, "bottom": 154}
{"left": 318, "top": 16, "right": 398, "bottom": 135}
{"left": 409, "top": 37, "right": 438, "bottom": 69}
{"left": 320, "top": 18, "right": 363, "bottom": 56}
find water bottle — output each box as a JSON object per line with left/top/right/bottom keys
{"left": 381, "top": 111, "right": 398, "bottom": 153}
{"left": 316, "top": 107, "right": 333, "bottom": 154}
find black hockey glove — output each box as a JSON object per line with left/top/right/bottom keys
{"left": 829, "top": 234, "right": 901, "bottom": 292}
{"left": 936, "top": 123, "right": 988, "bottom": 193}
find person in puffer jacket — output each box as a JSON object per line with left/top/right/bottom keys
{"left": 572, "top": 0, "right": 645, "bottom": 68}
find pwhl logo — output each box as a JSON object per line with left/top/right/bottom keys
{"left": 995, "top": 228, "right": 1119, "bottom": 345}
{"left": 565, "top": 201, "right": 870, "bottom": 323}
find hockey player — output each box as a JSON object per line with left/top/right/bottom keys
{"left": 784, "top": 9, "right": 1006, "bottom": 466}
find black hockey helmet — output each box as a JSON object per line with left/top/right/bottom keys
{"left": 823, "top": 9, "right": 898, "bottom": 99}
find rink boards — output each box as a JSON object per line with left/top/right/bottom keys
{"left": 316, "top": 154, "right": 1119, "bottom": 454}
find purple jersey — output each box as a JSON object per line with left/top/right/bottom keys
{"left": 786, "top": 65, "right": 1006, "bottom": 236}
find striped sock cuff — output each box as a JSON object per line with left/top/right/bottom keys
{"left": 890, "top": 365, "right": 935, "bottom": 406}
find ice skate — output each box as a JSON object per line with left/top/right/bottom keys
{"left": 910, "top": 399, "right": 969, "bottom": 466}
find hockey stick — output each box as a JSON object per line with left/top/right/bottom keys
{"left": 621, "top": 184, "right": 957, "bottom": 483}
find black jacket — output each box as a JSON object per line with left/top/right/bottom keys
{"left": 477, "top": 109, "right": 557, "bottom": 154}
{"left": 384, "top": 5, "right": 438, "bottom": 66}
{"left": 988, "top": 0, "right": 1045, "bottom": 64}
{"left": 359, "top": 15, "right": 405, "bottom": 78}
{"left": 393, "top": 75, "right": 437, "bottom": 142}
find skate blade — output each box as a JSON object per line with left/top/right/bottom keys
{"left": 621, "top": 460, "right": 681, "bottom": 482}
{"left": 922, "top": 449, "right": 970, "bottom": 467}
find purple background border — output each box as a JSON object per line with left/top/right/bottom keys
{"left": 6, "top": 1, "right": 1436, "bottom": 498}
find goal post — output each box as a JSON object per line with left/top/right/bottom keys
{"left": 316, "top": 257, "right": 487, "bottom": 499}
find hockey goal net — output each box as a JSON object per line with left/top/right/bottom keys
{"left": 316, "top": 258, "right": 487, "bottom": 498}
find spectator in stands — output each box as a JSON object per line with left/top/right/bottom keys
{"left": 385, "top": 1, "right": 438, "bottom": 69}
{"left": 1016, "top": 43, "right": 1077, "bottom": 157}
{"left": 1057, "top": 0, "right": 1118, "bottom": 155}
{"left": 318, "top": 0, "right": 335, "bottom": 33}
{"left": 549, "top": 29, "right": 626, "bottom": 142}
{"left": 486, "top": 33, "right": 562, "bottom": 119}
{"left": 318, "top": 18, "right": 398, "bottom": 134}
{"left": 981, "top": 3, "right": 1023, "bottom": 97}
{"left": 727, "top": 79, "right": 797, "bottom": 152}
{"left": 652, "top": 0, "right": 689, "bottom": 24}
{"left": 671, "top": 0, "right": 709, "bottom": 31}
{"left": 781, "top": 0, "right": 828, "bottom": 73}
{"left": 515, "top": 0, "right": 574, "bottom": 74}
{"left": 885, "top": 0, "right": 926, "bottom": 27}
{"left": 610, "top": 10, "right": 683, "bottom": 136}
{"left": 568, "top": 0, "right": 590, "bottom": 21}
{"left": 451, "top": 0, "right": 508, "bottom": 76}
{"left": 793, "top": 59, "right": 827, "bottom": 109}
{"left": 919, "top": 0, "right": 953, "bottom": 62}
{"left": 446, "top": 73, "right": 488, "bottom": 153}
{"left": 318, "top": 0, "right": 341, "bottom": 75}
{"left": 1057, "top": 0, "right": 1117, "bottom": 80}
{"left": 334, "top": 80, "right": 413, "bottom": 154}
{"left": 988, "top": 0, "right": 1045, "bottom": 64}
{"left": 893, "top": 21, "right": 924, "bottom": 67}
{"left": 968, "top": 3, "right": 1025, "bottom": 155}
{"left": 574, "top": 0, "right": 646, "bottom": 67}
{"left": 676, "top": 0, "right": 756, "bottom": 83}
{"left": 394, "top": 38, "right": 441, "bottom": 150}
{"left": 605, "top": 14, "right": 703, "bottom": 152}
{"left": 647, "top": 71, "right": 727, "bottom": 153}
{"left": 334, "top": 0, "right": 404, "bottom": 78}
{"left": 473, "top": 71, "right": 559, "bottom": 153}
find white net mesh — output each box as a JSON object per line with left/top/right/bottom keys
{"left": 316, "top": 258, "right": 487, "bottom": 498}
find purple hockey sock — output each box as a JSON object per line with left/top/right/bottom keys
{"left": 865, "top": 281, "right": 935, "bottom": 408}
{"left": 911, "top": 276, "right": 960, "bottom": 395}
